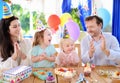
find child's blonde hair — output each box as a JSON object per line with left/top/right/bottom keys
{"left": 60, "top": 38, "right": 74, "bottom": 50}
{"left": 32, "top": 29, "right": 46, "bottom": 46}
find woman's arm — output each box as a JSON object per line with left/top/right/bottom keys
{"left": 0, "top": 57, "right": 18, "bottom": 70}
{"left": 19, "top": 38, "right": 32, "bottom": 66}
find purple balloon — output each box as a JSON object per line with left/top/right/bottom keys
{"left": 65, "top": 21, "right": 80, "bottom": 41}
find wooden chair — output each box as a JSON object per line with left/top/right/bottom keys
{"left": 54, "top": 43, "right": 81, "bottom": 67}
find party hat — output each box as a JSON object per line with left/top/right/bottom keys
{"left": 3, "top": 2, "right": 13, "bottom": 19}
{"left": 63, "top": 25, "right": 70, "bottom": 38}
{"left": 36, "top": 20, "right": 46, "bottom": 32}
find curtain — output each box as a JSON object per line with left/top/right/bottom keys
{"left": 78, "top": 0, "right": 92, "bottom": 31}
{"left": 112, "top": 0, "right": 120, "bottom": 44}
{"left": 62, "top": 0, "right": 71, "bottom": 13}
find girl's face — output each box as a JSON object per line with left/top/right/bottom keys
{"left": 43, "top": 29, "right": 52, "bottom": 46}
{"left": 62, "top": 39, "right": 74, "bottom": 54}
{"left": 9, "top": 19, "right": 21, "bottom": 39}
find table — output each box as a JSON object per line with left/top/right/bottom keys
{"left": 2, "top": 66, "right": 120, "bottom": 83}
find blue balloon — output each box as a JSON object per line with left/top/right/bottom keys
{"left": 97, "top": 8, "right": 111, "bottom": 28}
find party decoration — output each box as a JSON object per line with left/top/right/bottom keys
{"left": 97, "top": 8, "right": 110, "bottom": 28}
{"left": 62, "top": 0, "right": 71, "bottom": 13}
{"left": 78, "top": 0, "right": 92, "bottom": 31}
{"left": 3, "top": 1, "right": 13, "bottom": 19}
{"left": 0, "top": 1, "right": 3, "bottom": 19}
{"left": 60, "top": 13, "right": 72, "bottom": 27}
{"left": 36, "top": 20, "right": 45, "bottom": 32}
{"left": 65, "top": 21, "right": 80, "bottom": 41}
{"left": 63, "top": 25, "right": 70, "bottom": 38}
{"left": 47, "top": 14, "right": 60, "bottom": 31}
{"left": 93, "top": 0, "right": 103, "bottom": 9}
{"left": 70, "top": 8, "right": 82, "bottom": 30}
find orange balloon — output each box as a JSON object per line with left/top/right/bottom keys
{"left": 47, "top": 14, "right": 60, "bottom": 31}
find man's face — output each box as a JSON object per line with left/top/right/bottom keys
{"left": 85, "top": 18, "right": 102, "bottom": 37}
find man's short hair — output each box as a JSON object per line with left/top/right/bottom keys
{"left": 85, "top": 15, "right": 103, "bottom": 28}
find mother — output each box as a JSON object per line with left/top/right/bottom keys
{"left": 0, "top": 3, "right": 32, "bottom": 70}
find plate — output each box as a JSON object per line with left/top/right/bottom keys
{"left": 33, "top": 70, "right": 48, "bottom": 80}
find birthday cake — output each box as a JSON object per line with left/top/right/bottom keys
{"left": 46, "top": 72, "right": 55, "bottom": 83}
{"left": 54, "top": 68, "right": 76, "bottom": 78}
{"left": 2, "top": 66, "right": 32, "bottom": 83}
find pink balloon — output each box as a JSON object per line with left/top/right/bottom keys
{"left": 65, "top": 21, "right": 80, "bottom": 41}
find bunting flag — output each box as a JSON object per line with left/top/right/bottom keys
{"left": 78, "top": 0, "right": 92, "bottom": 31}
{"left": 62, "top": 0, "right": 71, "bottom": 13}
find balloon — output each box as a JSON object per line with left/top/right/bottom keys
{"left": 47, "top": 14, "right": 60, "bottom": 31}
{"left": 60, "top": 13, "right": 72, "bottom": 27}
{"left": 65, "top": 21, "right": 80, "bottom": 41}
{"left": 97, "top": 8, "right": 110, "bottom": 28}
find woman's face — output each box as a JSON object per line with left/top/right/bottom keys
{"left": 9, "top": 19, "right": 21, "bottom": 38}
{"left": 43, "top": 29, "right": 52, "bottom": 46}
{"left": 62, "top": 39, "right": 74, "bottom": 54}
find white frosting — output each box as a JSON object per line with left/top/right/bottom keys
{"left": 84, "top": 67, "right": 91, "bottom": 72}
{"left": 54, "top": 68, "right": 76, "bottom": 77}
{"left": 64, "top": 71, "right": 73, "bottom": 78}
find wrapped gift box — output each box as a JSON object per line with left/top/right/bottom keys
{"left": 3, "top": 66, "right": 32, "bottom": 83}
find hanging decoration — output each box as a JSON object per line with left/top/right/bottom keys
{"left": 70, "top": 8, "right": 82, "bottom": 30}
{"left": 78, "top": 0, "right": 92, "bottom": 31}
{"left": 92, "top": 0, "right": 110, "bottom": 29}
{"left": 62, "top": 0, "right": 71, "bottom": 13}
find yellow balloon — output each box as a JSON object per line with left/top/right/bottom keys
{"left": 60, "top": 13, "right": 72, "bottom": 27}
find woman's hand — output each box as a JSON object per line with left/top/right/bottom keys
{"left": 18, "top": 50, "right": 26, "bottom": 60}
{"left": 12, "top": 42, "right": 19, "bottom": 60}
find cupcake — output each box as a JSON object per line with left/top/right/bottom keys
{"left": 113, "top": 71, "right": 120, "bottom": 78}
{"left": 46, "top": 72, "right": 55, "bottom": 83}
{"left": 84, "top": 63, "right": 91, "bottom": 77}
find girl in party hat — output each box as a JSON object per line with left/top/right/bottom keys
{"left": 55, "top": 26, "right": 80, "bottom": 67}
{"left": 31, "top": 20, "right": 57, "bottom": 68}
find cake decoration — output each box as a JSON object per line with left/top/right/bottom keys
{"left": 54, "top": 67, "right": 76, "bottom": 78}
{"left": 46, "top": 72, "right": 55, "bottom": 83}
{"left": 76, "top": 73, "right": 88, "bottom": 83}
{"left": 84, "top": 63, "right": 91, "bottom": 77}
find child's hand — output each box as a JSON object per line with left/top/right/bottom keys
{"left": 59, "top": 55, "right": 64, "bottom": 62}
{"left": 41, "top": 52, "right": 48, "bottom": 60}
{"left": 39, "top": 55, "right": 44, "bottom": 61}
